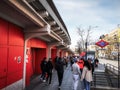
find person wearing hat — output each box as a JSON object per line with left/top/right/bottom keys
{"left": 71, "top": 57, "right": 81, "bottom": 90}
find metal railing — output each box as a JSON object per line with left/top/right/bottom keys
{"left": 92, "top": 63, "right": 120, "bottom": 89}
{"left": 105, "top": 63, "right": 119, "bottom": 75}
{"left": 105, "top": 63, "right": 120, "bottom": 88}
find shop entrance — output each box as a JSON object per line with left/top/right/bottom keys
{"left": 30, "top": 48, "right": 46, "bottom": 80}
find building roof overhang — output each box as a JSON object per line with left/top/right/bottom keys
{"left": 0, "top": 0, "right": 71, "bottom": 46}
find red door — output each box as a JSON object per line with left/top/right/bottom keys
{"left": 35, "top": 48, "right": 46, "bottom": 74}
{"left": 31, "top": 48, "right": 36, "bottom": 75}
{"left": 0, "top": 18, "right": 24, "bottom": 89}
{"left": 0, "top": 18, "right": 8, "bottom": 89}
{"left": 30, "top": 48, "right": 46, "bottom": 75}
{"left": 51, "top": 49, "right": 57, "bottom": 62}
{"left": 0, "top": 47, "right": 7, "bottom": 89}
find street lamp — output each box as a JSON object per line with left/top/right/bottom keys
{"left": 85, "top": 41, "right": 87, "bottom": 60}
{"left": 116, "top": 41, "right": 120, "bottom": 88}
{"left": 117, "top": 25, "right": 120, "bottom": 88}
{"left": 114, "top": 34, "right": 120, "bottom": 88}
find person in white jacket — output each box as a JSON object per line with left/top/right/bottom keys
{"left": 71, "top": 57, "right": 81, "bottom": 90}
{"left": 81, "top": 61, "right": 93, "bottom": 90}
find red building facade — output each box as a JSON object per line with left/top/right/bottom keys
{"left": 0, "top": 1, "right": 73, "bottom": 90}
{"left": 0, "top": 18, "right": 24, "bottom": 88}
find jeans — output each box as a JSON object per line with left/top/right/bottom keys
{"left": 40, "top": 71, "right": 46, "bottom": 80}
{"left": 73, "top": 74, "right": 79, "bottom": 90}
{"left": 84, "top": 79, "right": 90, "bottom": 90}
{"left": 46, "top": 72, "right": 52, "bottom": 84}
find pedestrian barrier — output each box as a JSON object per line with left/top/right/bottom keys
{"left": 105, "top": 63, "right": 119, "bottom": 75}
{"left": 91, "top": 63, "right": 120, "bottom": 90}
{"left": 105, "top": 63, "right": 120, "bottom": 88}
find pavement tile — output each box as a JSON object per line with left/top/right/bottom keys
{"left": 25, "top": 64, "right": 84, "bottom": 90}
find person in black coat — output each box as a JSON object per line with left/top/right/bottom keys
{"left": 46, "top": 58, "right": 53, "bottom": 84}
{"left": 55, "top": 57, "right": 64, "bottom": 88}
{"left": 94, "top": 58, "right": 99, "bottom": 67}
{"left": 40, "top": 57, "right": 48, "bottom": 82}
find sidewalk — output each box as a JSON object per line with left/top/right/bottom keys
{"left": 25, "top": 63, "right": 84, "bottom": 90}
{"left": 94, "top": 63, "right": 105, "bottom": 72}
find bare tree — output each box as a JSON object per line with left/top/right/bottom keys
{"left": 76, "top": 26, "right": 94, "bottom": 54}
{"left": 76, "top": 41, "right": 83, "bottom": 53}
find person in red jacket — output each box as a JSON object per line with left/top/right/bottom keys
{"left": 77, "top": 58, "right": 84, "bottom": 73}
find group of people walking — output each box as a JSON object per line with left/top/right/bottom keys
{"left": 40, "top": 57, "right": 53, "bottom": 84}
{"left": 40, "top": 56, "right": 65, "bottom": 88}
{"left": 40, "top": 56, "right": 97, "bottom": 90}
{"left": 71, "top": 56, "right": 95, "bottom": 90}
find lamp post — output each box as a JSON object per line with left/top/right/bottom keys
{"left": 118, "top": 42, "right": 120, "bottom": 88}
{"left": 114, "top": 34, "right": 120, "bottom": 88}
{"left": 117, "top": 26, "right": 120, "bottom": 88}
{"left": 117, "top": 25, "right": 120, "bottom": 88}
{"left": 85, "top": 41, "right": 87, "bottom": 60}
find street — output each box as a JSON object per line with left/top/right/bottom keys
{"left": 99, "top": 58, "right": 118, "bottom": 67}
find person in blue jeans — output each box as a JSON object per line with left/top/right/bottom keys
{"left": 85, "top": 79, "right": 90, "bottom": 90}
{"left": 81, "top": 61, "right": 93, "bottom": 90}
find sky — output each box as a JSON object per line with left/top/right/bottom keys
{"left": 53, "top": 0, "right": 120, "bottom": 48}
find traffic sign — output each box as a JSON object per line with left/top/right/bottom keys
{"left": 95, "top": 39, "right": 109, "bottom": 48}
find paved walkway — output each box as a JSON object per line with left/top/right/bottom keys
{"left": 99, "top": 59, "right": 118, "bottom": 67}
{"left": 94, "top": 63, "right": 105, "bottom": 72}
{"left": 25, "top": 63, "right": 84, "bottom": 90}
{"left": 25, "top": 62, "right": 107, "bottom": 90}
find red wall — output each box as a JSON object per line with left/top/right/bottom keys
{"left": 0, "top": 18, "right": 24, "bottom": 89}
{"left": 35, "top": 48, "right": 46, "bottom": 74}
{"left": 0, "top": 47, "right": 7, "bottom": 89}
{"left": 0, "top": 18, "right": 8, "bottom": 89}
{"left": 0, "top": 18, "right": 51, "bottom": 87}
{"left": 26, "top": 39, "right": 47, "bottom": 86}
{"left": 51, "top": 48, "right": 57, "bottom": 62}
{"left": 59, "top": 50, "right": 62, "bottom": 57}
{"left": 30, "top": 38, "right": 47, "bottom": 48}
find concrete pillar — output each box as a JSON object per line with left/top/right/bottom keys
{"left": 61, "top": 51, "right": 64, "bottom": 58}
{"left": 47, "top": 42, "right": 61, "bottom": 59}
{"left": 47, "top": 45, "right": 52, "bottom": 59}
{"left": 22, "top": 40, "right": 28, "bottom": 89}
{"left": 57, "top": 49, "right": 60, "bottom": 57}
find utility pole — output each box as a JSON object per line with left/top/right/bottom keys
{"left": 118, "top": 25, "right": 120, "bottom": 88}
{"left": 118, "top": 42, "right": 119, "bottom": 88}
{"left": 85, "top": 42, "right": 87, "bottom": 60}
{"left": 117, "top": 25, "right": 120, "bottom": 88}
{"left": 114, "top": 29, "right": 120, "bottom": 88}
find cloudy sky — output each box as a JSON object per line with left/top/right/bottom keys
{"left": 53, "top": 0, "right": 120, "bottom": 48}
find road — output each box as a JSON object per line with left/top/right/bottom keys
{"left": 99, "top": 58, "right": 118, "bottom": 67}
{"left": 98, "top": 58, "right": 120, "bottom": 76}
